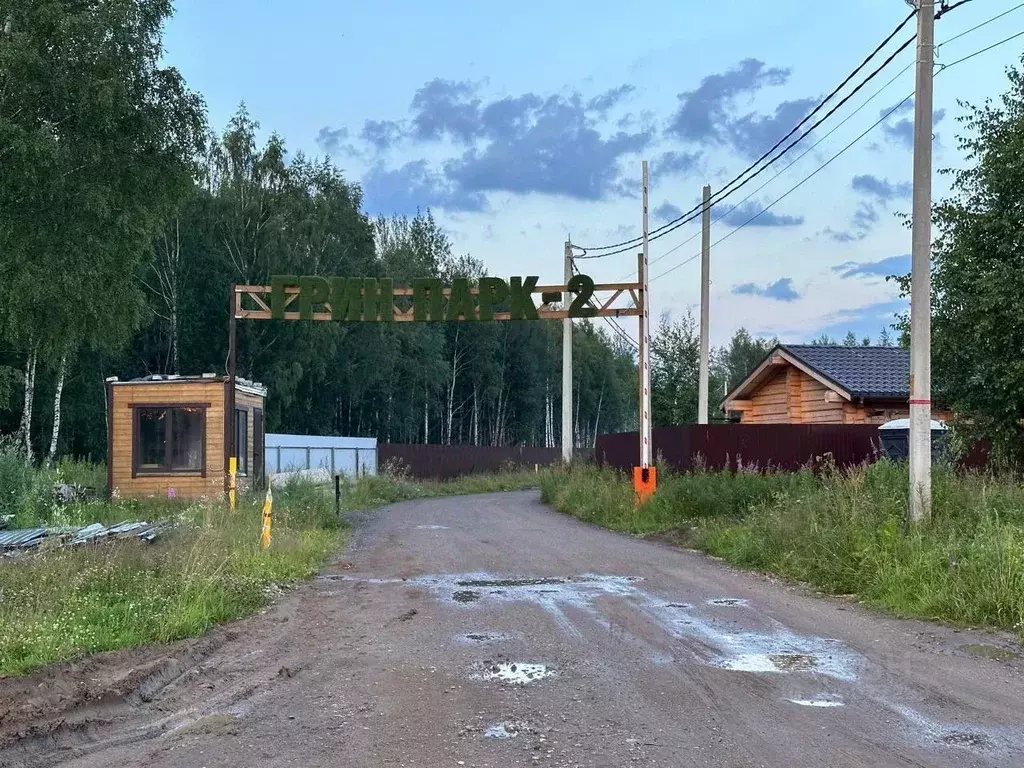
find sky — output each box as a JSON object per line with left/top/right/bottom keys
{"left": 163, "top": 0, "right": 1024, "bottom": 347}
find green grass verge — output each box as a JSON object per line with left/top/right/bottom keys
{"left": 0, "top": 468, "right": 542, "bottom": 676}
{"left": 540, "top": 462, "right": 1024, "bottom": 637}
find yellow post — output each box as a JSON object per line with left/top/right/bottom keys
{"left": 259, "top": 483, "right": 273, "bottom": 550}
{"left": 228, "top": 457, "right": 237, "bottom": 512}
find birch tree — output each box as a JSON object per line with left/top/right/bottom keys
{"left": 0, "top": 0, "right": 206, "bottom": 460}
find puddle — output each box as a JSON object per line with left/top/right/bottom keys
{"left": 456, "top": 577, "right": 576, "bottom": 588}
{"left": 718, "top": 652, "right": 822, "bottom": 674}
{"left": 960, "top": 643, "right": 1021, "bottom": 661}
{"left": 317, "top": 574, "right": 404, "bottom": 584}
{"left": 484, "top": 720, "right": 533, "bottom": 739}
{"left": 787, "top": 697, "right": 844, "bottom": 708}
{"left": 460, "top": 632, "right": 511, "bottom": 644}
{"left": 891, "top": 703, "right": 1024, "bottom": 754}
{"left": 407, "top": 571, "right": 861, "bottom": 680}
{"left": 472, "top": 662, "right": 554, "bottom": 685}
{"left": 416, "top": 524, "right": 448, "bottom": 530}
{"left": 707, "top": 598, "right": 747, "bottom": 607}
{"left": 941, "top": 731, "right": 993, "bottom": 748}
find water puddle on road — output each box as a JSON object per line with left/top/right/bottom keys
{"left": 471, "top": 662, "right": 555, "bottom": 685}
{"left": 889, "top": 703, "right": 1022, "bottom": 754}
{"left": 787, "top": 697, "right": 845, "bottom": 708}
{"left": 459, "top": 631, "right": 512, "bottom": 644}
{"left": 410, "top": 572, "right": 861, "bottom": 680}
{"left": 484, "top": 721, "right": 534, "bottom": 739}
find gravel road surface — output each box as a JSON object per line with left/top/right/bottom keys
{"left": 2, "top": 490, "right": 1023, "bottom": 767}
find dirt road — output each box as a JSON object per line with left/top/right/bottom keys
{"left": 2, "top": 491, "right": 1023, "bottom": 767}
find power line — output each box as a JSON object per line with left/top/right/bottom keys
{"left": 567, "top": 259, "right": 640, "bottom": 349}
{"left": 935, "top": 1, "right": 1023, "bottom": 50}
{"left": 579, "top": 33, "right": 918, "bottom": 260}
{"left": 936, "top": 0, "right": 975, "bottom": 19}
{"left": 649, "top": 91, "right": 914, "bottom": 283}
{"left": 942, "top": 28, "right": 1024, "bottom": 66}
{"left": 648, "top": 26, "right": 1024, "bottom": 284}
{"left": 620, "top": 57, "right": 916, "bottom": 280}
{"left": 577, "top": 1, "right": 978, "bottom": 259}
{"left": 641, "top": 5, "right": 1021, "bottom": 275}
{"left": 574, "top": 9, "right": 918, "bottom": 255}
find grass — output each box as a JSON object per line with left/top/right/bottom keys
{"left": 540, "top": 461, "right": 1024, "bottom": 638}
{"left": 0, "top": 459, "right": 543, "bottom": 677}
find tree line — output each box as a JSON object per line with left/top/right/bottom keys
{"left": 15, "top": 2, "right": 1015, "bottom": 466}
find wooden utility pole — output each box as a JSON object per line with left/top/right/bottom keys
{"left": 698, "top": 184, "right": 712, "bottom": 424}
{"left": 908, "top": 0, "right": 935, "bottom": 523}
{"left": 562, "top": 240, "right": 573, "bottom": 464}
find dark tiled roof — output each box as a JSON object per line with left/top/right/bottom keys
{"left": 781, "top": 345, "right": 910, "bottom": 399}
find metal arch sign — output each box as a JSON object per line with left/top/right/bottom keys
{"left": 232, "top": 275, "right": 642, "bottom": 322}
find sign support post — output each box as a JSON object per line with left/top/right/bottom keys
{"left": 633, "top": 160, "right": 656, "bottom": 503}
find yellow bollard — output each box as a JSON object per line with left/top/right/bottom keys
{"left": 259, "top": 483, "right": 273, "bottom": 550}
{"left": 228, "top": 457, "right": 237, "bottom": 512}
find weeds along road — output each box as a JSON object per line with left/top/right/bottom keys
{"left": 2, "top": 490, "right": 1023, "bottom": 768}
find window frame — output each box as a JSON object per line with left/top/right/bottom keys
{"left": 131, "top": 403, "right": 208, "bottom": 478}
{"left": 235, "top": 407, "right": 249, "bottom": 477}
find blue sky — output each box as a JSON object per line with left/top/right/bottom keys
{"left": 163, "top": 0, "right": 1024, "bottom": 346}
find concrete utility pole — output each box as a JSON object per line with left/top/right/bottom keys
{"left": 698, "top": 184, "right": 712, "bottom": 425}
{"left": 562, "top": 240, "right": 573, "bottom": 464}
{"left": 908, "top": 0, "right": 935, "bottom": 523}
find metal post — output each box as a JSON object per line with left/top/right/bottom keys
{"left": 562, "top": 240, "right": 573, "bottom": 464}
{"left": 639, "top": 161, "right": 651, "bottom": 469}
{"left": 698, "top": 184, "right": 712, "bottom": 425}
{"left": 633, "top": 160, "right": 655, "bottom": 502}
{"left": 226, "top": 283, "right": 237, "bottom": 498}
{"left": 335, "top": 473, "right": 341, "bottom": 517}
{"left": 909, "top": 0, "right": 935, "bottom": 523}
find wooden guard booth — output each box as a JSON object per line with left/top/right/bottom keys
{"left": 106, "top": 374, "right": 267, "bottom": 500}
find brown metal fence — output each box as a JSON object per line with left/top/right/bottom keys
{"left": 377, "top": 443, "right": 561, "bottom": 480}
{"left": 594, "top": 424, "right": 884, "bottom": 474}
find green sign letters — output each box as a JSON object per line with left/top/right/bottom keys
{"left": 269, "top": 275, "right": 598, "bottom": 321}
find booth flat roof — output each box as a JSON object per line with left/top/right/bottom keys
{"left": 107, "top": 374, "right": 268, "bottom": 397}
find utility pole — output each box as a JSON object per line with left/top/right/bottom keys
{"left": 698, "top": 184, "right": 712, "bottom": 424}
{"left": 562, "top": 240, "right": 573, "bottom": 464}
{"left": 633, "top": 160, "right": 656, "bottom": 501}
{"left": 908, "top": 0, "right": 934, "bottom": 523}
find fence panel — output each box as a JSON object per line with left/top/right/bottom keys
{"left": 265, "top": 434, "right": 378, "bottom": 477}
{"left": 378, "top": 443, "right": 560, "bottom": 480}
{"left": 595, "top": 424, "right": 883, "bottom": 473}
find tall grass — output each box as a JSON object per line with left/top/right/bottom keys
{"left": 540, "top": 461, "right": 1024, "bottom": 636}
{"left": 0, "top": 483, "right": 338, "bottom": 676}
{"left": 0, "top": 454, "right": 547, "bottom": 676}
{"left": 540, "top": 461, "right": 815, "bottom": 533}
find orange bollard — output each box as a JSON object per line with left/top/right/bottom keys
{"left": 632, "top": 466, "right": 657, "bottom": 505}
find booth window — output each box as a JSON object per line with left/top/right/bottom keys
{"left": 133, "top": 405, "right": 206, "bottom": 476}
{"left": 235, "top": 408, "right": 249, "bottom": 476}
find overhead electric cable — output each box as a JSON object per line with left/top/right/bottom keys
{"left": 576, "top": 0, "right": 976, "bottom": 258}
{"left": 647, "top": 26, "right": 1024, "bottom": 283}
{"left": 574, "top": 9, "right": 918, "bottom": 255}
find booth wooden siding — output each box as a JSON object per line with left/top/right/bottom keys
{"left": 108, "top": 380, "right": 225, "bottom": 499}
{"left": 234, "top": 389, "right": 264, "bottom": 490}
